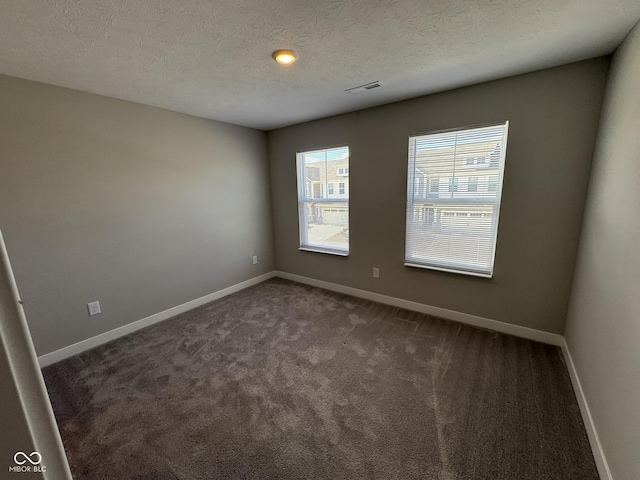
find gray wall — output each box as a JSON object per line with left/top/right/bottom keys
{"left": 564, "top": 21, "right": 640, "bottom": 480}
{"left": 0, "top": 74, "right": 275, "bottom": 356}
{"left": 269, "top": 58, "right": 609, "bottom": 334}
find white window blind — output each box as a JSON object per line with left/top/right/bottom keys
{"left": 405, "top": 122, "right": 509, "bottom": 277}
{"left": 297, "top": 146, "right": 349, "bottom": 255}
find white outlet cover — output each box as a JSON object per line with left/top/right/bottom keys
{"left": 252, "top": 256, "right": 258, "bottom": 265}
{"left": 88, "top": 301, "right": 101, "bottom": 316}
{"left": 373, "top": 268, "right": 380, "bottom": 278}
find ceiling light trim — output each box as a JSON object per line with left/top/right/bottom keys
{"left": 272, "top": 49, "right": 297, "bottom": 65}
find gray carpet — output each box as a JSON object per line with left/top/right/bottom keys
{"left": 43, "top": 278, "right": 598, "bottom": 479}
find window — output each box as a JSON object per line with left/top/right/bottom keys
{"left": 430, "top": 178, "right": 439, "bottom": 194}
{"left": 405, "top": 122, "right": 509, "bottom": 277}
{"left": 297, "top": 146, "right": 349, "bottom": 255}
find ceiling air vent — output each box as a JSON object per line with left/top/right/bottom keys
{"left": 345, "top": 81, "right": 382, "bottom": 94}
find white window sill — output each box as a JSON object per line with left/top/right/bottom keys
{"left": 299, "top": 247, "right": 349, "bottom": 257}
{"left": 404, "top": 262, "right": 492, "bottom": 278}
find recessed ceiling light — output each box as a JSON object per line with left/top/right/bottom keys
{"left": 272, "top": 49, "right": 297, "bottom": 65}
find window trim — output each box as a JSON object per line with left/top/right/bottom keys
{"left": 296, "top": 145, "right": 350, "bottom": 256}
{"left": 404, "top": 121, "right": 509, "bottom": 278}
{"left": 299, "top": 246, "right": 349, "bottom": 256}
{"left": 404, "top": 261, "right": 493, "bottom": 278}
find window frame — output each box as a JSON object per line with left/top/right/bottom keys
{"left": 429, "top": 177, "right": 440, "bottom": 193}
{"left": 296, "top": 145, "right": 350, "bottom": 256}
{"left": 404, "top": 121, "right": 509, "bottom": 278}
{"left": 468, "top": 176, "right": 479, "bottom": 193}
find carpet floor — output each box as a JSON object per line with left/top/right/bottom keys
{"left": 43, "top": 278, "right": 598, "bottom": 479}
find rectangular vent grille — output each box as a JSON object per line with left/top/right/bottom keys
{"left": 346, "top": 81, "right": 382, "bottom": 94}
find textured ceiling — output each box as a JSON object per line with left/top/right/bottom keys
{"left": 0, "top": 1, "right": 639, "bottom": 130}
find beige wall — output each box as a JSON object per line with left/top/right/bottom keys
{"left": 269, "top": 58, "right": 609, "bottom": 334}
{"left": 565, "top": 21, "right": 640, "bottom": 480}
{"left": 0, "top": 74, "right": 275, "bottom": 356}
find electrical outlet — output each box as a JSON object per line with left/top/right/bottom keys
{"left": 87, "top": 301, "right": 101, "bottom": 316}
{"left": 373, "top": 267, "right": 380, "bottom": 278}
{"left": 252, "top": 255, "right": 258, "bottom": 265}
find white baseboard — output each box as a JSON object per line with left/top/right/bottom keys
{"left": 39, "top": 270, "right": 562, "bottom": 368}
{"left": 277, "top": 271, "right": 612, "bottom": 478}
{"left": 37, "top": 272, "right": 276, "bottom": 368}
{"left": 560, "top": 339, "right": 612, "bottom": 480}
{"left": 37, "top": 268, "right": 608, "bottom": 479}
{"left": 275, "top": 271, "right": 564, "bottom": 346}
